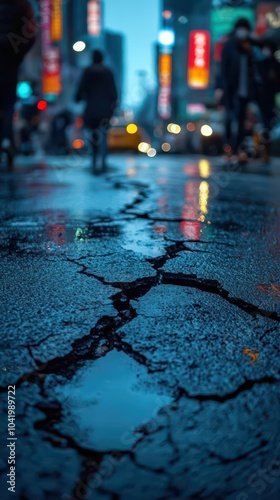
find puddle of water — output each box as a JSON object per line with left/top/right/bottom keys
{"left": 86, "top": 223, "right": 122, "bottom": 239}
{"left": 0, "top": 222, "right": 122, "bottom": 251}
{"left": 55, "top": 350, "right": 171, "bottom": 452}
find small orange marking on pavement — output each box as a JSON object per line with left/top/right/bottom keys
{"left": 154, "top": 226, "right": 167, "bottom": 233}
{"left": 243, "top": 349, "right": 260, "bottom": 365}
{"left": 257, "top": 283, "right": 280, "bottom": 298}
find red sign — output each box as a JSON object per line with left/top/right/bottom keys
{"left": 158, "top": 53, "right": 172, "bottom": 119}
{"left": 188, "top": 31, "right": 210, "bottom": 89}
{"left": 88, "top": 0, "right": 101, "bottom": 36}
{"left": 43, "top": 47, "right": 61, "bottom": 95}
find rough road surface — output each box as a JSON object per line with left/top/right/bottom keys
{"left": 0, "top": 154, "right": 280, "bottom": 500}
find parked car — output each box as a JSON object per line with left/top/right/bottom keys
{"left": 108, "top": 119, "right": 150, "bottom": 152}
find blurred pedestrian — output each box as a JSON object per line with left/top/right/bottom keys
{"left": 0, "top": 0, "right": 36, "bottom": 168}
{"left": 258, "top": 41, "right": 280, "bottom": 164}
{"left": 75, "top": 49, "right": 118, "bottom": 174}
{"left": 221, "top": 18, "right": 262, "bottom": 162}
{"left": 48, "top": 108, "right": 73, "bottom": 155}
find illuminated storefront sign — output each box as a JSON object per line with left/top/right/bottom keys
{"left": 159, "top": 53, "right": 172, "bottom": 87}
{"left": 41, "top": 0, "right": 51, "bottom": 50}
{"left": 211, "top": 8, "right": 255, "bottom": 43}
{"left": 41, "top": 0, "right": 61, "bottom": 96}
{"left": 88, "top": 0, "right": 101, "bottom": 36}
{"left": 43, "top": 47, "right": 61, "bottom": 95}
{"left": 51, "top": 0, "right": 62, "bottom": 42}
{"left": 188, "top": 31, "right": 210, "bottom": 90}
{"left": 158, "top": 53, "right": 172, "bottom": 120}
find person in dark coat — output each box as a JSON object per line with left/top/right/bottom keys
{"left": 0, "top": 0, "right": 36, "bottom": 166}
{"left": 258, "top": 41, "right": 280, "bottom": 163}
{"left": 221, "top": 18, "right": 262, "bottom": 161}
{"left": 75, "top": 50, "right": 118, "bottom": 173}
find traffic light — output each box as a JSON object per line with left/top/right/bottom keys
{"left": 37, "top": 100, "right": 48, "bottom": 111}
{"left": 17, "top": 81, "right": 32, "bottom": 100}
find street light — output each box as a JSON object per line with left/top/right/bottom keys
{"left": 73, "top": 41, "right": 86, "bottom": 52}
{"left": 158, "top": 29, "right": 175, "bottom": 48}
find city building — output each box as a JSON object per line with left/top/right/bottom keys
{"left": 18, "top": 1, "right": 124, "bottom": 105}
{"left": 159, "top": 0, "right": 211, "bottom": 121}
{"left": 104, "top": 31, "right": 125, "bottom": 104}
{"left": 158, "top": 0, "right": 276, "bottom": 122}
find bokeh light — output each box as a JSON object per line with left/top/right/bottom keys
{"left": 162, "top": 10, "right": 172, "bottom": 19}
{"left": 223, "top": 144, "right": 232, "bottom": 154}
{"left": 162, "top": 143, "right": 171, "bottom": 152}
{"left": 178, "top": 16, "right": 188, "bottom": 24}
{"left": 73, "top": 41, "right": 86, "bottom": 52}
{"left": 201, "top": 125, "right": 213, "bottom": 137}
{"left": 37, "top": 100, "right": 48, "bottom": 111}
{"left": 167, "top": 123, "right": 181, "bottom": 134}
{"left": 138, "top": 142, "right": 151, "bottom": 153}
{"left": 147, "top": 148, "right": 157, "bottom": 158}
{"left": 126, "top": 123, "right": 138, "bottom": 134}
{"left": 187, "top": 122, "right": 195, "bottom": 132}
{"left": 72, "top": 139, "right": 85, "bottom": 149}
{"left": 158, "top": 29, "right": 175, "bottom": 47}
{"left": 127, "top": 168, "right": 136, "bottom": 177}
{"left": 199, "top": 159, "right": 211, "bottom": 179}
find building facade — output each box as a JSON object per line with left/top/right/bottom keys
{"left": 19, "top": 1, "right": 124, "bottom": 105}
{"left": 159, "top": 0, "right": 277, "bottom": 122}
{"left": 105, "top": 32, "right": 125, "bottom": 104}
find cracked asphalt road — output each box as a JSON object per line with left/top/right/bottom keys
{"left": 0, "top": 154, "right": 280, "bottom": 500}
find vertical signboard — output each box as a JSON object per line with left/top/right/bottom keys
{"left": 88, "top": 0, "right": 101, "bottom": 36}
{"left": 188, "top": 31, "right": 210, "bottom": 90}
{"left": 43, "top": 47, "right": 61, "bottom": 95}
{"left": 51, "top": 0, "right": 63, "bottom": 42}
{"left": 158, "top": 53, "right": 172, "bottom": 120}
{"left": 41, "top": 0, "right": 61, "bottom": 96}
{"left": 41, "top": 0, "right": 52, "bottom": 50}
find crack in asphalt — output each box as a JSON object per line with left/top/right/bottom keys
{"left": 147, "top": 241, "right": 208, "bottom": 270}
{"left": 0, "top": 272, "right": 162, "bottom": 392}
{"left": 176, "top": 376, "right": 279, "bottom": 403}
{"left": 161, "top": 272, "right": 280, "bottom": 322}
{"left": 120, "top": 185, "right": 150, "bottom": 215}
{"left": 2, "top": 193, "right": 279, "bottom": 493}
{"left": 34, "top": 396, "right": 167, "bottom": 500}
{"left": 33, "top": 401, "right": 134, "bottom": 498}
{"left": 1, "top": 237, "right": 278, "bottom": 396}
{"left": 2, "top": 173, "right": 280, "bottom": 498}
{"left": 208, "top": 440, "right": 268, "bottom": 464}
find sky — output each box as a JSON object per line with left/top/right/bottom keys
{"left": 104, "top": 0, "right": 160, "bottom": 107}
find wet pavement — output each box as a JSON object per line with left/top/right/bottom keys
{"left": 0, "top": 154, "right": 280, "bottom": 500}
